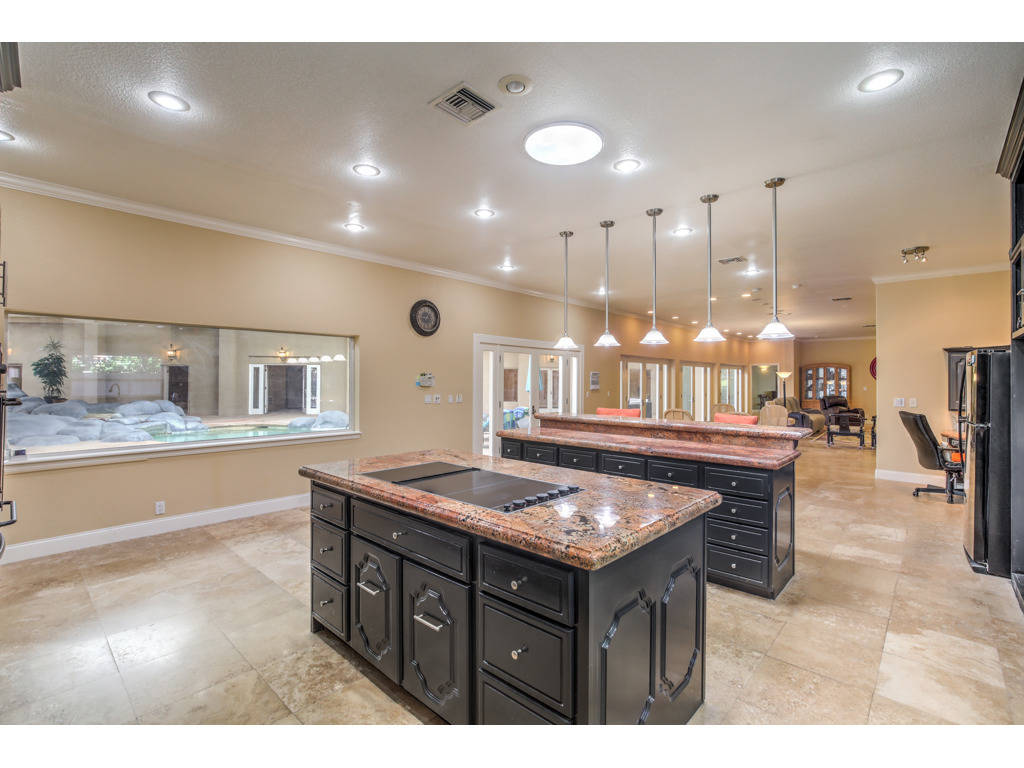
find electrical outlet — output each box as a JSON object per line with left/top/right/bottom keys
{"left": 448, "top": 394, "right": 454, "bottom": 404}
{"left": 909, "top": 397, "right": 918, "bottom": 407}
{"left": 893, "top": 397, "right": 905, "bottom": 407}
{"left": 424, "top": 394, "right": 432, "bottom": 404}
{"left": 154, "top": 500, "right": 166, "bottom": 516}
{"left": 456, "top": 393, "right": 463, "bottom": 403}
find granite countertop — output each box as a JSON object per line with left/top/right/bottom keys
{"left": 299, "top": 449, "right": 719, "bottom": 571}
{"left": 536, "top": 413, "right": 810, "bottom": 443}
{"left": 497, "top": 426, "right": 801, "bottom": 470}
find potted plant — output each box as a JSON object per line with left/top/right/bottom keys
{"left": 32, "top": 338, "right": 69, "bottom": 403}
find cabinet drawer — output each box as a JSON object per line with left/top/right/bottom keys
{"left": 403, "top": 561, "right": 472, "bottom": 725}
{"left": 478, "top": 544, "right": 575, "bottom": 625}
{"left": 707, "top": 519, "right": 769, "bottom": 556}
{"left": 647, "top": 458, "right": 700, "bottom": 487}
{"left": 352, "top": 498, "right": 470, "bottom": 581}
{"left": 704, "top": 467, "right": 769, "bottom": 500}
{"left": 708, "top": 495, "right": 771, "bottom": 528}
{"left": 500, "top": 439, "right": 522, "bottom": 460}
{"left": 600, "top": 452, "right": 645, "bottom": 479}
{"left": 707, "top": 544, "right": 768, "bottom": 587}
{"left": 558, "top": 447, "right": 597, "bottom": 472}
{"left": 311, "top": 485, "right": 349, "bottom": 528}
{"left": 477, "top": 672, "right": 571, "bottom": 725}
{"left": 311, "top": 568, "right": 348, "bottom": 640}
{"left": 478, "top": 595, "right": 574, "bottom": 716}
{"left": 310, "top": 520, "right": 348, "bottom": 581}
{"left": 523, "top": 443, "right": 557, "bottom": 465}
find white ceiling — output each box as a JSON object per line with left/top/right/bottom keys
{"left": 1, "top": 42, "right": 1022, "bottom": 338}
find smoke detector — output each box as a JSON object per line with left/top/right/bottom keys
{"left": 498, "top": 74, "right": 533, "bottom": 95}
{"left": 431, "top": 83, "right": 497, "bottom": 124}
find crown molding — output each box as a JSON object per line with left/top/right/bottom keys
{"left": 0, "top": 170, "right": 609, "bottom": 312}
{"left": 871, "top": 262, "right": 1007, "bottom": 285}
{"left": 795, "top": 335, "right": 875, "bottom": 342}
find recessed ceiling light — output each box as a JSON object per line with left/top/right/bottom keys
{"left": 671, "top": 315, "right": 679, "bottom": 320}
{"left": 735, "top": 331, "right": 743, "bottom": 336}
{"left": 352, "top": 164, "right": 381, "bottom": 177}
{"left": 343, "top": 222, "right": 365, "bottom": 233}
{"left": 613, "top": 158, "right": 641, "bottom": 173}
{"left": 474, "top": 208, "right": 496, "bottom": 219}
{"left": 791, "top": 283, "right": 802, "bottom": 289}
{"left": 690, "top": 320, "right": 699, "bottom": 325}
{"left": 647, "top": 310, "right": 654, "bottom": 315}
{"left": 0, "top": 130, "right": 14, "bottom": 142}
{"left": 857, "top": 68, "right": 904, "bottom": 93}
{"left": 747, "top": 335, "right": 754, "bottom": 338}
{"left": 499, "top": 74, "right": 532, "bottom": 95}
{"left": 742, "top": 266, "right": 760, "bottom": 276}
{"left": 147, "top": 90, "right": 190, "bottom": 112}
{"left": 524, "top": 122, "right": 603, "bottom": 166}
{"left": 741, "top": 292, "right": 752, "bottom": 298}
{"left": 710, "top": 297, "right": 717, "bottom": 302}
{"left": 672, "top": 227, "right": 694, "bottom": 237}
{"left": 497, "top": 259, "right": 517, "bottom": 272}
{"left": 723, "top": 328, "right": 730, "bottom": 333}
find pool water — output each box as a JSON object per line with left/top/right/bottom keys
{"left": 152, "top": 425, "right": 307, "bottom": 443}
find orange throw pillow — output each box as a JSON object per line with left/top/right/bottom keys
{"left": 714, "top": 412, "right": 758, "bottom": 425}
{"left": 596, "top": 407, "right": 642, "bottom": 417}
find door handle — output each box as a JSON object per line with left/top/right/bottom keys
{"left": 414, "top": 613, "right": 445, "bottom": 632}
{"left": 357, "top": 580, "right": 381, "bottom": 596}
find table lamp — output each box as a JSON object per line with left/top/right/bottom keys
{"left": 776, "top": 370, "right": 792, "bottom": 402}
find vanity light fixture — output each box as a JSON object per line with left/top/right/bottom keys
{"left": 640, "top": 208, "right": 669, "bottom": 345}
{"left": 757, "top": 178, "right": 795, "bottom": 341}
{"left": 332, "top": 353, "right": 346, "bottom": 362}
{"left": 613, "top": 158, "right": 641, "bottom": 174}
{"left": 147, "top": 90, "right": 190, "bottom": 112}
{"left": 594, "top": 220, "right": 621, "bottom": 347}
{"left": 166, "top": 343, "right": 180, "bottom": 361}
{"left": 857, "top": 68, "right": 904, "bottom": 93}
{"left": 0, "top": 130, "right": 13, "bottom": 142}
{"left": 525, "top": 122, "right": 603, "bottom": 166}
{"left": 352, "top": 164, "right": 381, "bottom": 177}
{"left": 474, "top": 208, "right": 496, "bottom": 219}
{"left": 276, "top": 346, "right": 289, "bottom": 360}
{"left": 287, "top": 357, "right": 298, "bottom": 364}
{"left": 298, "top": 357, "right": 309, "bottom": 363}
{"left": 553, "top": 231, "right": 578, "bottom": 350}
{"left": 695, "top": 194, "right": 726, "bottom": 343}
{"left": 343, "top": 222, "right": 365, "bottom": 233}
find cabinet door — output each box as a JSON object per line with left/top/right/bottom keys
{"left": 351, "top": 536, "right": 401, "bottom": 682}
{"left": 402, "top": 561, "right": 471, "bottom": 724}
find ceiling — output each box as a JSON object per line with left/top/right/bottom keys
{"left": 1, "top": 42, "right": 1022, "bottom": 339}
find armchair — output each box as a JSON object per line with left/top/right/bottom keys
{"left": 773, "top": 396, "right": 825, "bottom": 434}
{"left": 820, "top": 395, "right": 865, "bottom": 419}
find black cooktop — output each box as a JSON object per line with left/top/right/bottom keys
{"left": 362, "top": 462, "right": 581, "bottom": 512}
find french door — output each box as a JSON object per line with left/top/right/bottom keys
{"left": 474, "top": 337, "right": 582, "bottom": 456}
{"left": 621, "top": 359, "right": 670, "bottom": 419}
{"left": 248, "top": 363, "right": 321, "bottom": 416}
{"left": 680, "top": 363, "right": 712, "bottom": 421}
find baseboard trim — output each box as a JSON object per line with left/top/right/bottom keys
{"left": 874, "top": 468, "right": 943, "bottom": 485}
{"left": 0, "top": 493, "right": 307, "bottom": 565}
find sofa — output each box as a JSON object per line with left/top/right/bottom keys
{"left": 774, "top": 396, "right": 825, "bottom": 435}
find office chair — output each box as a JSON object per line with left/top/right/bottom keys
{"left": 898, "top": 411, "right": 964, "bottom": 503}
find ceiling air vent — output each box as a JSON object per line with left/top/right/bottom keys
{"left": 431, "top": 82, "right": 496, "bottom": 124}
{"left": 718, "top": 256, "right": 746, "bottom": 265}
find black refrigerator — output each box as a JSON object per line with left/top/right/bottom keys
{"left": 961, "top": 346, "right": 1012, "bottom": 577}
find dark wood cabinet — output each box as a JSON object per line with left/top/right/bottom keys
{"left": 350, "top": 535, "right": 402, "bottom": 682}
{"left": 501, "top": 437, "right": 795, "bottom": 599}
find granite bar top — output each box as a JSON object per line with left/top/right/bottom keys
{"left": 498, "top": 426, "right": 801, "bottom": 470}
{"left": 536, "top": 413, "right": 810, "bottom": 449}
{"left": 299, "top": 449, "right": 719, "bottom": 571}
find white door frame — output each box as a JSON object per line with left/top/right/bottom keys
{"left": 304, "top": 364, "right": 322, "bottom": 415}
{"left": 472, "top": 334, "right": 584, "bottom": 455}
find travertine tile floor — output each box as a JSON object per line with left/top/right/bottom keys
{"left": 1, "top": 443, "right": 1022, "bottom": 724}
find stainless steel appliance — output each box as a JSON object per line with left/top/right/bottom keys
{"left": 364, "top": 461, "right": 582, "bottom": 512}
{"left": 960, "top": 347, "right": 1011, "bottom": 576}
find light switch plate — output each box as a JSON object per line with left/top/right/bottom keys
{"left": 424, "top": 394, "right": 432, "bottom": 404}
{"left": 433, "top": 394, "right": 441, "bottom": 404}
{"left": 894, "top": 397, "right": 905, "bottom": 407}
{"left": 909, "top": 397, "right": 918, "bottom": 407}
{"left": 456, "top": 393, "right": 463, "bottom": 403}
{"left": 447, "top": 394, "right": 454, "bottom": 404}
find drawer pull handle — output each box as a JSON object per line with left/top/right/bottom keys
{"left": 572, "top": 458, "right": 578, "bottom": 463}
{"left": 730, "top": 481, "right": 737, "bottom": 487}
{"left": 730, "top": 508, "right": 737, "bottom": 514}
{"left": 318, "top": 545, "right": 334, "bottom": 554}
{"left": 730, "top": 562, "right": 737, "bottom": 569}
{"left": 667, "top": 472, "right": 673, "bottom": 478}
{"left": 357, "top": 581, "right": 381, "bottom": 597}
{"left": 510, "top": 576, "right": 528, "bottom": 591}
{"left": 318, "top": 598, "right": 333, "bottom": 607}
{"left": 510, "top": 645, "right": 529, "bottom": 661}
{"left": 617, "top": 464, "right": 624, "bottom": 471}
{"left": 318, "top": 502, "right": 333, "bottom": 512}
{"left": 414, "top": 613, "right": 445, "bottom": 632}
{"left": 392, "top": 530, "right": 406, "bottom": 541}
{"left": 730, "top": 534, "right": 737, "bottom": 541}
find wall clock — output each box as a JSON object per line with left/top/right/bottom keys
{"left": 869, "top": 357, "right": 877, "bottom": 380}
{"left": 410, "top": 299, "right": 441, "bottom": 337}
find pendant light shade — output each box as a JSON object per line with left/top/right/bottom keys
{"left": 695, "top": 193, "right": 725, "bottom": 343}
{"left": 640, "top": 208, "right": 668, "bottom": 345}
{"left": 758, "top": 177, "right": 795, "bottom": 341}
{"left": 594, "top": 220, "right": 621, "bottom": 347}
{"left": 554, "top": 230, "right": 578, "bottom": 350}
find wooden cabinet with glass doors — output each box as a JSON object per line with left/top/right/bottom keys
{"left": 800, "top": 364, "right": 850, "bottom": 410}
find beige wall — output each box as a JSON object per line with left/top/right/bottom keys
{"left": 795, "top": 337, "right": 877, "bottom": 414}
{"left": 875, "top": 270, "right": 1009, "bottom": 476}
{"left": 1, "top": 187, "right": 795, "bottom": 545}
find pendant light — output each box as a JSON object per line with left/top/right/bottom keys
{"left": 640, "top": 208, "right": 669, "bottom": 345}
{"left": 594, "top": 220, "right": 620, "bottom": 347}
{"left": 757, "top": 177, "right": 795, "bottom": 340}
{"left": 553, "top": 230, "right": 578, "bottom": 349}
{"left": 694, "top": 194, "right": 726, "bottom": 343}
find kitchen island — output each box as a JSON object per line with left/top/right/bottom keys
{"left": 498, "top": 413, "right": 810, "bottom": 599}
{"left": 299, "top": 448, "right": 719, "bottom": 725}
